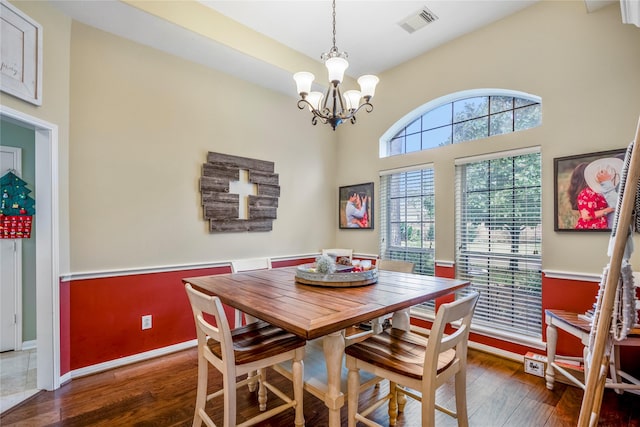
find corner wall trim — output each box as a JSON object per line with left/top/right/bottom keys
{"left": 435, "top": 260, "right": 455, "bottom": 268}
{"left": 63, "top": 254, "right": 320, "bottom": 282}
{"left": 69, "top": 340, "right": 197, "bottom": 379}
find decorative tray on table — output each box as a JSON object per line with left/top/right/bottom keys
{"left": 295, "top": 263, "right": 378, "bottom": 287}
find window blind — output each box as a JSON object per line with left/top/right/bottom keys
{"left": 380, "top": 166, "right": 436, "bottom": 308}
{"left": 455, "top": 150, "right": 542, "bottom": 337}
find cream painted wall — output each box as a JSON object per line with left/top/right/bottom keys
{"left": 69, "top": 22, "right": 336, "bottom": 272}
{"left": 2, "top": 1, "right": 71, "bottom": 274}
{"left": 334, "top": 1, "right": 640, "bottom": 274}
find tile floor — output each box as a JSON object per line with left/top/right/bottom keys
{"left": 0, "top": 349, "right": 38, "bottom": 414}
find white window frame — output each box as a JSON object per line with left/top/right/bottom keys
{"left": 379, "top": 89, "right": 541, "bottom": 158}
{"left": 455, "top": 147, "right": 543, "bottom": 341}
{"left": 379, "top": 164, "right": 436, "bottom": 282}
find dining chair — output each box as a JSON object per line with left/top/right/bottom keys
{"left": 185, "top": 283, "right": 306, "bottom": 427}
{"left": 230, "top": 258, "right": 272, "bottom": 327}
{"left": 345, "top": 291, "right": 479, "bottom": 427}
{"left": 376, "top": 259, "right": 415, "bottom": 274}
{"left": 231, "top": 258, "right": 272, "bottom": 273}
{"left": 364, "top": 259, "right": 415, "bottom": 333}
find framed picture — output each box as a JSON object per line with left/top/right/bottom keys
{"left": 0, "top": 0, "right": 43, "bottom": 106}
{"left": 339, "top": 182, "right": 374, "bottom": 229}
{"left": 554, "top": 148, "right": 626, "bottom": 232}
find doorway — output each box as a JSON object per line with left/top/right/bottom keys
{"left": 0, "top": 106, "right": 60, "bottom": 403}
{"left": 1, "top": 146, "right": 24, "bottom": 353}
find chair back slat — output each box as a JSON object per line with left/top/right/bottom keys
{"left": 377, "top": 259, "right": 415, "bottom": 273}
{"left": 185, "top": 284, "right": 235, "bottom": 365}
{"left": 423, "top": 292, "right": 478, "bottom": 377}
{"left": 231, "top": 257, "right": 272, "bottom": 273}
{"left": 322, "top": 248, "right": 353, "bottom": 262}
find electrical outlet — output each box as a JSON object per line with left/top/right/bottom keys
{"left": 142, "top": 315, "right": 152, "bottom": 330}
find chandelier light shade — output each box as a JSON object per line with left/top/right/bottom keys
{"left": 293, "top": 0, "right": 379, "bottom": 130}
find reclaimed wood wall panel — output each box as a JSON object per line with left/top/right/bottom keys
{"left": 209, "top": 219, "right": 273, "bottom": 232}
{"left": 204, "top": 205, "right": 239, "bottom": 221}
{"left": 248, "top": 195, "right": 278, "bottom": 208}
{"left": 201, "top": 152, "right": 279, "bottom": 233}
{"left": 202, "top": 163, "right": 240, "bottom": 180}
{"left": 248, "top": 207, "right": 277, "bottom": 219}
{"left": 207, "top": 152, "right": 274, "bottom": 173}
{"left": 249, "top": 170, "right": 279, "bottom": 185}
{"left": 258, "top": 184, "right": 281, "bottom": 198}
{"left": 200, "top": 176, "right": 230, "bottom": 193}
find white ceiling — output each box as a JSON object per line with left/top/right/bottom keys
{"left": 198, "top": 0, "right": 539, "bottom": 77}
{"left": 49, "top": 0, "right": 620, "bottom": 97}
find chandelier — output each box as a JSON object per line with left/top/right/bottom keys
{"left": 293, "top": 0, "right": 379, "bottom": 131}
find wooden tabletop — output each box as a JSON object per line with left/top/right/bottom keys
{"left": 183, "top": 266, "right": 469, "bottom": 340}
{"left": 545, "top": 309, "right": 592, "bottom": 334}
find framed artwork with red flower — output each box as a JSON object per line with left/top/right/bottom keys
{"left": 554, "top": 148, "right": 626, "bottom": 232}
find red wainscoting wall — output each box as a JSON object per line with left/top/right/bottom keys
{"left": 414, "top": 265, "right": 604, "bottom": 358}
{"left": 542, "top": 273, "right": 600, "bottom": 357}
{"left": 59, "top": 256, "right": 636, "bottom": 378}
{"left": 64, "top": 266, "right": 228, "bottom": 374}
{"left": 60, "top": 258, "right": 317, "bottom": 376}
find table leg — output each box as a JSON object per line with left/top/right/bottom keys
{"left": 372, "top": 316, "right": 384, "bottom": 334}
{"left": 323, "top": 331, "right": 345, "bottom": 427}
{"left": 546, "top": 322, "right": 558, "bottom": 390}
{"left": 391, "top": 309, "right": 409, "bottom": 412}
{"left": 246, "top": 314, "right": 259, "bottom": 391}
{"left": 392, "top": 308, "right": 410, "bottom": 331}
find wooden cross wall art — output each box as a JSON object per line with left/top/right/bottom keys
{"left": 200, "top": 152, "right": 280, "bottom": 232}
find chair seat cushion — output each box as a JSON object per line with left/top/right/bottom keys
{"left": 345, "top": 328, "right": 456, "bottom": 380}
{"left": 208, "top": 320, "right": 306, "bottom": 365}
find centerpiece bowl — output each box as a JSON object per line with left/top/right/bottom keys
{"left": 295, "top": 263, "right": 378, "bottom": 287}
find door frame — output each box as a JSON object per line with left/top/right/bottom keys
{"left": 1, "top": 105, "right": 60, "bottom": 391}
{"left": 1, "top": 146, "right": 23, "bottom": 352}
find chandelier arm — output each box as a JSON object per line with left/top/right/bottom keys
{"left": 333, "top": 85, "right": 348, "bottom": 118}
{"left": 322, "top": 85, "right": 332, "bottom": 111}
{"left": 331, "top": 86, "right": 339, "bottom": 119}
{"left": 312, "top": 109, "right": 330, "bottom": 121}
{"left": 297, "top": 99, "right": 314, "bottom": 111}
{"left": 350, "top": 101, "right": 374, "bottom": 116}
{"left": 298, "top": 98, "right": 333, "bottom": 124}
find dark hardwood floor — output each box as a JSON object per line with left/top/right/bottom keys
{"left": 2, "top": 347, "right": 638, "bottom": 426}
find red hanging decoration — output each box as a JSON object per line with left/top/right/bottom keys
{"left": 0, "top": 215, "right": 32, "bottom": 239}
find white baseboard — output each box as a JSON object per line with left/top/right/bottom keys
{"left": 69, "top": 339, "right": 197, "bottom": 379}
{"left": 66, "top": 328, "right": 532, "bottom": 383}
{"left": 467, "top": 340, "right": 525, "bottom": 363}
{"left": 411, "top": 324, "right": 526, "bottom": 363}
{"left": 22, "top": 340, "right": 37, "bottom": 350}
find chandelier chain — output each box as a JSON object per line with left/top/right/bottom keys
{"left": 293, "top": 0, "right": 378, "bottom": 130}
{"left": 331, "top": 0, "right": 337, "bottom": 51}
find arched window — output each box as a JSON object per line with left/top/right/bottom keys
{"left": 379, "top": 89, "right": 541, "bottom": 158}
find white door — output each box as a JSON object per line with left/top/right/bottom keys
{"left": 0, "top": 146, "right": 22, "bottom": 352}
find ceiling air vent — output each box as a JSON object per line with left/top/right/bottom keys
{"left": 398, "top": 6, "right": 439, "bottom": 34}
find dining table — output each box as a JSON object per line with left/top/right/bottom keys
{"left": 183, "top": 265, "right": 469, "bottom": 427}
